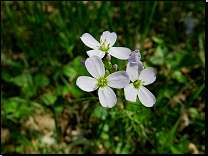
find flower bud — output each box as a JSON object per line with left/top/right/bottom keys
{"left": 106, "top": 54, "right": 111, "bottom": 61}
{"left": 127, "top": 49, "right": 144, "bottom": 74}
{"left": 138, "top": 61, "right": 144, "bottom": 75}
{"left": 127, "top": 49, "right": 141, "bottom": 65}
{"left": 80, "top": 60, "right": 86, "bottom": 68}
{"left": 105, "top": 70, "right": 110, "bottom": 77}
{"left": 113, "top": 64, "right": 118, "bottom": 70}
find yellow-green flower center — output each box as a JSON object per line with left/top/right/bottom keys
{"left": 97, "top": 77, "right": 108, "bottom": 88}
{"left": 133, "top": 79, "right": 143, "bottom": 89}
{"left": 99, "top": 39, "right": 110, "bottom": 52}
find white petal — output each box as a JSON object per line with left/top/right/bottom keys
{"left": 126, "top": 62, "right": 139, "bottom": 82}
{"left": 98, "top": 86, "right": 117, "bottom": 108}
{"left": 139, "top": 67, "right": 156, "bottom": 85}
{"left": 76, "top": 76, "right": 98, "bottom": 92}
{"left": 86, "top": 49, "right": 105, "bottom": 58}
{"left": 80, "top": 33, "right": 101, "bottom": 49}
{"left": 100, "top": 31, "right": 117, "bottom": 47}
{"left": 127, "top": 49, "right": 141, "bottom": 64}
{"left": 106, "top": 71, "right": 130, "bottom": 89}
{"left": 85, "top": 56, "right": 105, "bottom": 79}
{"left": 138, "top": 86, "right": 156, "bottom": 107}
{"left": 124, "top": 83, "right": 138, "bottom": 102}
{"left": 108, "top": 47, "right": 131, "bottom": 60}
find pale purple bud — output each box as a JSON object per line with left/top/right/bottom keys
{"left": 127, "top": 49, "right": 141, "bottom": 65}
{"left": 81, "top": 60, "right": 86, "bottom": 68}
{"left": 113, "top": 64, "right": 118, "bottom": 70}
{"left": 106, "top": 54, "right": 111, "bottom": 61}
{"left": 138, "top": 61, "right": 144, "bottom": 75}
{"left": 126, "top": 49, "right": 144, "bottom": 74}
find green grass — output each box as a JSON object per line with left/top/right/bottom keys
{"left": 1, "top": 1, "right": 205, "bottom": 154}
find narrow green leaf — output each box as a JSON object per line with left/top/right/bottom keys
{"left": 170, "top": 145, "right": 183, "bottom": 154}
{"left": 182, "top": 82, "right": 205, "bottom": 114}
{"left": 151, "top": 36, "right": 164, "bottom": 44}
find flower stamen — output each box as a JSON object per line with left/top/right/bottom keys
{"left": 133, "top": 79, "right": 143, "bottom": 89}
{"left": 99, "top": 39, "right": 109, "bottom": 52}
{"left": 97, "top": 77, "right": 108, "bottom": 88}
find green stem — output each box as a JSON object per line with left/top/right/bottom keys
{"left": 117, "top": 105, "right": 159, "bottom": 151}
{"left": 117, "top": 105, "right": 147, "bottom": 138}
{"left": 52, "top": 105, "right": 60, "bottom": 144}
{"left": 121, "top": 90, "right": 127, "bottom": 110}
{"left": 90, "top": 92, "right": 96, "bottom": 98}
{"left": 141, "top": 1, "right": 158, "bottom": 51}
{"left": 69, "top": 97, "right": 98, "bottom": 105}
{"left": 105, "top": 2, "right": 114, "bottom": 32}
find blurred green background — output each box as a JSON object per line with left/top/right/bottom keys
{"left": 1, "top": 1, "right": 205, "bottom": 154}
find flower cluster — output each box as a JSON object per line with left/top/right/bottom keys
{"left": 76, "top": 31, "right": 156, "bottom": 108}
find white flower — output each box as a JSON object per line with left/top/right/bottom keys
{"left": 80, "top": 31, "right": 131, "bottom": 60}
{"left": 127, "top": 49, "right": 144, "bottom": 74}
{"left": 76, "top": 56, "right": 130, "bottom": 108}
{"left": 124, "top": 62, "right": 156, "bottom": 107}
